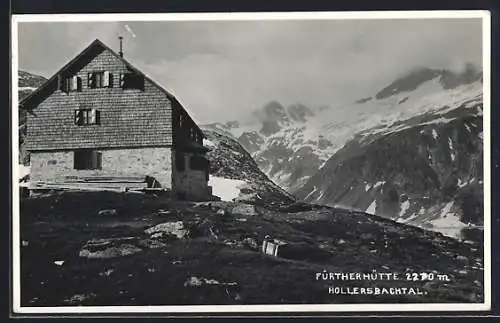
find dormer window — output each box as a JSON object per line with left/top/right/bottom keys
{"left": 75, "top": 108, "right": 101, "bottom": 126}
{"left": 88, "top": 71, "right": 113, "bottom": 88}
{"left": 120, "top": 72, "right": 145, "bottom": 90}
{"left": 60, "top": 75, "right": 82, "bottom": 93}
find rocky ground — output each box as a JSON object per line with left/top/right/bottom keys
{"left": 19, "top": 191, "right": 483, "bottom": 306}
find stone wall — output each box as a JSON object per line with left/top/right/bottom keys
{"left": 30, "top": 147, "right": 172, "bottom": 188}
{"left": 172, "top": 150, "right": 209, "bottom": 200}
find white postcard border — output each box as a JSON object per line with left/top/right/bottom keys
{"left": 11, "top": 10, "right": 492, "bottom": 314}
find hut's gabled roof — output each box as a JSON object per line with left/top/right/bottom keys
{"left": 19, "top": 38, "right": 203, "bottom": 136}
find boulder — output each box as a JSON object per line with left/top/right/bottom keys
{"left": 230, "top": 203, "right": 258, "bottom": 216}
{"left": 98, "top": 209, "right": 118, "bottom": 216}
{"left": 242, "top": 237, "right": 258, "bottom": 249}
{"left": 144, "top": 221, "right": 189, "bottom": 239}
{"left": 138, "top": 238, "right": 167, "bottom": 249}
{"left": 79, "top": 244, "right": 142, "bottom": 259}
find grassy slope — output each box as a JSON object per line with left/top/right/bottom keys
{"left": 19, "top": 191, "right": 483, "bottom": 306}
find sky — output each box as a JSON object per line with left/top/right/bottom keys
{"left": 17, "top": 17, "right": 483, "bottom": 124}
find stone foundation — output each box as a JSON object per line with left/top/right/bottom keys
{"left": 30, "top": 147, "right": 172, "bottom": 188}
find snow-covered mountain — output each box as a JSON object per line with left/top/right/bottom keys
{"left": 203, "top": 102, "right": 330, "bottom": 193}
{"left": 295, "top": 68, "right": 484, "bottom": 241}
{"left": 18, "top": 70, "right": 47, "bottom": 101}
{"left": 203, "top": 65, "right": 483, "bottom": 195}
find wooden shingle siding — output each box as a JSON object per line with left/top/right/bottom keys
{"left": 25, "top": 48, "right": 173, "bottom": 150}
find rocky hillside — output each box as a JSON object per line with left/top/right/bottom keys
{"left": 296, "top": 83, "right": 484, "bottom": 241}
{"left": 203, "top": 64, "right": 483, "bottom": 194}
{"left": 20, "top": 190, "right": 484, "bottom": 306}
{"left": 18, "top": 70, "right": 47, "bottom": 165}
{"left": 203, "top": 128, "right": 295, "bottom": 208}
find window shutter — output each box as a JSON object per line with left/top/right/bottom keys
{"left": 77, "top": 77, "right": 82, "bottom": 91}
{"left": 108, "top": 73, "right": 114, "bottom": 88}
{"left": 70, "top": 76, "right": 78, "bottom": 91}
{"left": 103, "top": 71, "right": 110, "bottom": 87}
{"left": 87, "top": 73, "right": 94, "bottom": 88}
{"left": 74, "top": 110, "right": 83, "bottom": 125}
{"left": 89, "top": 109, "right": 96, "bottom": 124}
{"left": 83, "top": 110, "right": 89, "bottom": 125}
{"left": 95, "top": 110, "right": 101, "bottom": 125}
{"left": 60, "top": 76, "right": 70, "bottom": 93}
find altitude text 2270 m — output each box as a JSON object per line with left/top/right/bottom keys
{"left": 406, "top": 272, "right": 451, "bottom": 282}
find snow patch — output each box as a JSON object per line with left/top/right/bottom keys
{"left": 203, "top": 138, "right": 217, "bottom": 148}
{"left": 458, "top": 179, "right": 468, "bottom": 188}
{"left": 448, "top": 137, "right": 454, "bottom": 150}
{"left": 365, "top": 183, "right": 372, "bottom": 192}
{"left": 440, "top": 201, "right": 454, "bottom": 218}
{"left": 208, "top": 176, "right": 246, "bottom": 202}
{"left": 373, "top": 181, "right": 385, "bottom": 189}
{"left": 304, "top": 186, "right": 318, "bottom": 200}
{"left": 366, "top": 200, "right": 377, "bottom": 215}
{"left": 464, "top": 123, "right": 471, "bottom": 132}
{"left": 19, "top": 164, "right": 30, "bottom": 178}
{"left": 402, "top": 212, "right": 419, "bottom": 224}
{"left": 431, "top": 208, "right": 467, "bottom": 239}
{"left": 399, "top": 200, "right": 410, "bottom": 218}
{"left": 432, "top": 129, "right": 439, "bottom": 140}
{"left": 19, "top": 86, "right": 38, "bottom": 91}
{"left": 18, "top": 164, "right": 30, "bottom": 187}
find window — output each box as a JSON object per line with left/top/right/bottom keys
{"left": 60, "top": 75, "right": 82, "bottom": 93}
{"left": 74, "top": 149, "right": 102, "bottom": 170}
{"left": 74, "top": 109, "right": 101, "bottom": 126}
{"left": 189, "top": 156, "right": 208, "bottom": 171}
{"left": 120, "top": 72, "right": 145, "bottom": 90}
{"left": 88, "top": 71, "right": 113, "bottom": 88}
{"left": 176, "top": 152, "right": 185, "bottom": 172}
{"left": 196, "top": 131, "right": 203, "bottom": 144}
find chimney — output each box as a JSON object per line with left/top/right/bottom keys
{"left": 118, "top": 36, "right": 124, "bottom": 57}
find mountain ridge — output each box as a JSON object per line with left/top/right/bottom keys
{"left": 204, "top": 64, "right": 483, "bottom": 195}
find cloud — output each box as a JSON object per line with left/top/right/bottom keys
{"left": 17, "top": 18, "right": 483, "bottom": 123}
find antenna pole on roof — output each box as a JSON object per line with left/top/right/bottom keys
{"left": 119, "top": 36, "right": 124, "bottom": 57}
